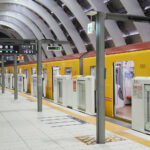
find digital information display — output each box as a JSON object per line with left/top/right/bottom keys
{"left": 0, "top": 44, "right": 37, "bottom": 55}
{"left": 0, "top": 45, "right": 19, "bottom": 54}
{"left": 19, "top": 44, "right": 37, "bottom": 55}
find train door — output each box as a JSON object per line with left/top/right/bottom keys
{"left": 65, "top": 67, "right": 72, "bottom": 75}
{"left": 52, "top": 67, "right": 59, "bottom": 99}
{"left": 114, "top": 61, "right": 134, "bottom": 121}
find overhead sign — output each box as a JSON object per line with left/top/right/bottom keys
{"left": 17, "top": 56, "right": 24, "bottom": 61}
{"left": 19, "top": 44, "right": 36, "bottom": 55}
{"left": 0, "top": 43, "right": 37, "bottom": 55}
{"left": 87, "top": 22, "right": 95, "bottom": 34}
{"left": 0, "top": 45, "right": 19, "bottom": 54}
{"left": 47, "top": 44, "right": 62, "bottom": 51}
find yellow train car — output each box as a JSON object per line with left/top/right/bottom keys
{"left": 5, "top": 54, "right": 82, "bottom": 99}
{"left": 83, "top": 42, "right": 150, "bottom": 121}
{"left": 42, "top": 54, "right": 82, "bottom": 99}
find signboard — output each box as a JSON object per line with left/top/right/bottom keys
{"left": 19, "top": 44, "right": 36, "bottom": 55}
{"left": 0, "top": 45, "right": 19, "bottom": 54}
{"left": 87, "top": 22, "right": 95, "bottom": 34}
{"left": 17, "top": 56, "right": 24, "bottom": 61}
{"left": 0, "top": 43, "right": 37, "bottom": 55}
{"left": 47, "top": 44, "right": 62, "bottom": 51}
{"left": 73, "top": 80, "right": 77, "bottom": 91}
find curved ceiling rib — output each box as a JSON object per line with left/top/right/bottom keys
{"left": 37, "top": 0, "right": 87, "bottom": 53}
{"left": 0, "top": 16, "right": 35, "bottom": 38}
{"left": 87, "top": 0, "right": 126, "bottom": 47}
{"left": 0, "top": 28, "right": 20, "bottom": 39}
{"left": 120, "top": 0, "right": 150, "bottom": 42}
{"left": 0, "top": 16, "right": 36, "bottom": 61}
{"left": 0, "top": 10, "right": 50, "bottom": 59}
{"left": 0, "top": 0, "right": 72, "bottom": 56}
{"left": 0, "top": 29, "right": 12, "bottom": 38}
{"left": 61, "top": 0, "right": 96, "bottom": 49}
{"left": 0, "top": 21, "right": 34, "bottom": 61}
{"left": 0, "top": 3, "right": 54, "bottom": 58}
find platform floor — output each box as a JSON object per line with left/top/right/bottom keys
{"left": 0, "top": 90, "right": 150, "bottom": 150}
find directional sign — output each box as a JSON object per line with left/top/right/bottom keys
{"left": 47, "top": 45, "right": 62, "bottom": 51}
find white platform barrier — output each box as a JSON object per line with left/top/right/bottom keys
{"left": 54, "top": 75, "right": 72, "bottom": 106}
{"left": 76, "top": 76, "right": 95, "bottom": 115}
{"left": 54, "top": 75, "right": 96, "bottom": 115}
{"left": 18, "top": 74, "right": 27, "bottom": 93}
{"left": 31, "top": 74, "right": 46, "bottom": 97}
{"left": 5, "top": 74, "right": 13, "bottom": 89}
{"left": 132, "top": 77, "right": 150, "bottom": 134}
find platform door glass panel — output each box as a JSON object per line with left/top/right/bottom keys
{"left": 78, "top": 80, "right": 86, "bottom": 111}
{"left": 144, "top": 85, "right": 150, "bottom": 131}
{"left": 33, "top": 77, "right": 37, "bottom": 97}
{"left": 114, "top": 61, "right": 134, "bottom": 121}
{"left": 8, "top": 76, "right": 10, "bottom": 89}
{"left": 57, "top": 79, "right": 62, "bottom": 104}
{"left": 18, "top": 76, "right": 22, "bottom": 92}
{"left": 90, "top": 66, "right": 96, "bottom": 112}
{"left": 65, "top": 68, "right": 72, "bottom": 75}
{"left": 52, "top": 67, "right": 59, "bottom": 99}
{"left": 0, "top": 74, "right": 1, "bottom": 86}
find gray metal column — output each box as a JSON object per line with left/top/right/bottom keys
{"left": 14, "top": 54, "right": 18, "bottom": 100}
{"left": 1, "top": 55, "right": 5, "bottom": 94}
{"left": 37, "top": 40, "right": 42, "bottom": 112}
{"left": 96, "top": 12, "right": 105, "bottom": 144}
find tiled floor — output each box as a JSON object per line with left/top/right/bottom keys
{"left": 0, "top": 91, "right": 150, "bottom": 150}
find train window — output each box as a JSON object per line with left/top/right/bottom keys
{"left": 24, "top": 69, "right": 28, "bottom": 81}
{"left": 65, "top": 67, "right": 72, "bottom": 75}
{"left": 32, "top": 68, "right": 36, "bottom": 75}
{"left": 90, "top": 66, "right": 96, "bottom": 78}
{"left": 19, "top": 68, "right": 22, "bottom": 74}
{"left": 114, "top": 61, "right": 134, "bottom": 121}
{"left": 42, "top": 69, "right": 47, "bottom": 84}
{"left": 8, "top": 70, "right": 11, "bottom": 73}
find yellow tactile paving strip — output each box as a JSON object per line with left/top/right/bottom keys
{"left": 6, "top": 89, "right": 150, "bottom": 147}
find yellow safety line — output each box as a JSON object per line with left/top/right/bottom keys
{"left": 6, "top": 89, "right": 150, "bottom": 147}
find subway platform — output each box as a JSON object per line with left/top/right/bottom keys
{"left": 0, "top": 90, "right": 150, "bottom": 150}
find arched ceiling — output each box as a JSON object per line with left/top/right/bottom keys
{"left": 0, "top": 0, "right": 150, "bottom": 62}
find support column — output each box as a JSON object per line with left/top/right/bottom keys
{"left": 1, "top": 55, "right": 5, "bottom": 94}
{"left": 96, "top": 12, "right": 105, "bottom": 144}
{"left": 37, "top": 40, "right": 42, "bottom": 112}
{"left": 14, "top": 55, "right": 18, "bottom": 100}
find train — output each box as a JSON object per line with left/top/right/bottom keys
{"left": 3, "top": 41, "right": 150, "bottom": 121}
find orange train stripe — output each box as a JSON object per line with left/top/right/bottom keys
{"left": 105, "top": 98, "right": 112, "bottom": 102}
